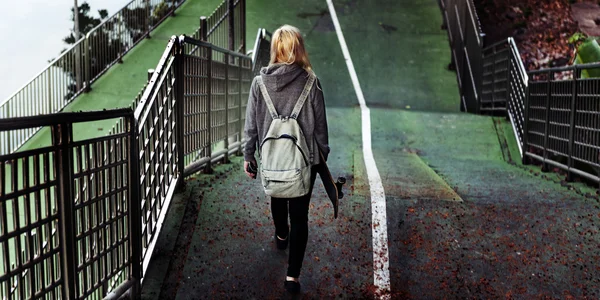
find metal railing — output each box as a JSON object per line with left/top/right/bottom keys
{"left": 191, "top": 0, "right": 247, "bottom": 53}
{"left": 0, "top": 109, "right": 139, "bottom": 300}
{"left": 0, "top": 0, "right": 186, "bottom": 156}
{"left": 525, "top": 64, "right": 600, "bottom": 183}
{"left": 482, "top": 38, "right": 528, "bottom": 156}
{"left": 0, "top": 33, "right": 256, "bottom": 300}
{"left": 0, "top": 1, "right": 256, "bottom": 298}
{"left": 251, "top": 28, "right": 272, "bottom": 76}
{"left": 179, "top": 36, "right": 253, "bottom": 176}
{"left": 440, "top": 1, "right": 599, "bottom": 187}
{"left": 440, "top": 0, "right": 485, "bottom": 113}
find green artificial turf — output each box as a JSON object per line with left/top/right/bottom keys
{"left": 20, "top": 0, "right": 224, "bottom": 151}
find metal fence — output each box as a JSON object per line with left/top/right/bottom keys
{"left": 440, "top": 1, "right": 599, "bottom": 187}
{"left": 525, "top": 65, "right": 600, "bottom": 183}
{"left": 191, "top": 0, "right": 247, "bottom": 53}
{"left": 179, "top": 36, "right": 253, "bottom": 176}
{"left": 482, "top": 38, "right": 528, "bottom": 156}
{"left": 0, "top": 33, "right": 256, "bottom": 300}
{"left": 0, "top": 109, "right": 139, "bottom": 300}
{"left": 251, "top": 28, "right": 272, "bottom": 76}
{"left": 0, "top": 0, "right": 186, "bottom": 156}
{"left": 439, "top": 0, "right": 485, "bottom": 113}
{"left": 0, "top": 1, "right": 256, "bottom": 299}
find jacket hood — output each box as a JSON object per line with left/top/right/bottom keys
{"left": 260, "top": 63, "right": 307, "bottom": 92}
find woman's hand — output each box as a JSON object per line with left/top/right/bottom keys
{"left": 244, "top": 161, "right": 257, "bottom": 179}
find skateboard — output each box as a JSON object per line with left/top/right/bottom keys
{"left": 315, "top": 150, "right": 345, "bottom": 219}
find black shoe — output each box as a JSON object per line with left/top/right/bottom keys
{"left": 275, "top": 233, "right": 288, "bottom": 250}
{"left": 284, "top": 280, "right": 301, "bottom": 294}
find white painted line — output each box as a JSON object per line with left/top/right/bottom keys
{"left": 325, "top": 1, "right": 391, "bottom": 298}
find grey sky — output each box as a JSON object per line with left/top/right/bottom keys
{"left": 0, "top": 0, "right": 127, "bottom": 102}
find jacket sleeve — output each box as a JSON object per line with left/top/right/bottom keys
{"left": 243, "top": 77, "right": 259, "bottom": 163}
{"left": 312, "top": 79, "right": 330, "bottom": 161}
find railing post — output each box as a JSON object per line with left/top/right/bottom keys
{"left": 200, "top": 17, "right": 208, "bottom": 42}
{"left": 206, "top": 47, "right": 213, "bottom": 173}
{"left": 490, "top": 45, "right": 497, "bottom": 112}
{"left": 53, "top": 122, "right": 76, "bottom": 300}
{"left": 228, "top": 0, "right": 235, "bottom": 51}
{"left": 147, "top": 69, "right": 155, "bottom": 82}
{"left": 567, "top": 67, "right": 579, "bottom": 182}
{"left": 175, "top": 38, "right": 187, "bottom": 183}
{"left": 542, "top": 70, "right": 552, "bottom": 172}
{"left": 118, "top": 18, "right": 124, "bottom": 64}
{"left": 48, "top": 71, "right": 54, "bottom": 114}
{"left": 224, "top": 53, "right": 230, "bottom": 163}
{"left": 238, "top": 58, "right": 243, "bottom": 155}
{"left": 505, "top": 42, "right": 512, "bottom": 120}
{"left": 5, "top": 102, "right": 11, "bottom": 153}
{"left": 522, "top": 83, "right": 530, "bottom": 165}
{"left": 146, "top": 0, "right": 151, "bottom": 39}
{"left": 128, "top": 114, "right": 142, "bottom": 300}
{"left": 241, "top": 0, "right": 247, "bottom": 53}
{"left": 85, "top": 34, "right": 92, "bottom": 92}
{"left": 75, "top": 42, "right": 83, "bottom": 93}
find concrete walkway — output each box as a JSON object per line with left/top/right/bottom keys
{"left": 141, "top": 0, "right": 600, "bottom": 298}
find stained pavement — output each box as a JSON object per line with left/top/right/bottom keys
{"left": 141, "top": 0, "right": 600, "bottom": 298}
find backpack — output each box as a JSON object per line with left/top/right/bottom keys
{"left": 256, "top": 72, "right": 316, "bottom": 198}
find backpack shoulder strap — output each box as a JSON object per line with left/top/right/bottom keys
{"left": 256, "top": 76, "right": 279, "bottom": 120}
{"left": 290, "top": 73, "right": 316, "bottom": 119}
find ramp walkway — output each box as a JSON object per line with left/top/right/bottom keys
{"left": 20, "top": 0, "right": 223, "bottom": 150}
{"left": 141, "top": 0, "right": 599, "bottom": 299}
{"left": 1, "top": 0, "right": 597, "bottom": 298}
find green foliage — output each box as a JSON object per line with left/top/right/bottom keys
{"left": 153, "top": 2, "right": 170, "bottom": 21}
{"left": 152, "top": 1, "right": 177, "bottom": 25}
{"left": 58, "top": 2, "right": 119, "bottom": 100}
{"left": 568, "top": 32, "right": 587, "bottom": 44}
{"left": 573, "top": 38, "right": 600, "bottom": 78}
{"left": 63, "top": 2, "right": 108, "bottom": 45}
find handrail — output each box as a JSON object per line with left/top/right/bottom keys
{"left": 134, "top": 36, "right": 178, "bottom": 121}
{"left": 0, "top": 38, "right": 87, "bottom": 109}
{"left": 0, "top": 108, "right": 133, "bottom": 130}
{"left": 528, "top": 61, "right": 600, "bottom": 75}
{"left": 251, "top": 28, "right": 272, "bottom": 76}
{"left": 250, "top": 28, "right": 272, "bottom": 63}
{"left": 181, "top": 35, "right": 249, "bottom": 59}
{"left": 508, "top": 37, "right": 528, "bottom": 85}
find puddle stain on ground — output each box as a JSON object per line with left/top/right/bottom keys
{"left": 297, "top": 9, "right": 334, "bottom": 36}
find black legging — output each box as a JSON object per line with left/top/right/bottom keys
{"left": 271, "top": 167, "right": 318, "bottom": 278}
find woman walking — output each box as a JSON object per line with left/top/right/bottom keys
{"left": 243, "top": 24, "right": 329, "bottom": 294}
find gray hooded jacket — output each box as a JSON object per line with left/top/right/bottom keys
{"left": 243, "top": 63, "right": 329, "bottom": 165}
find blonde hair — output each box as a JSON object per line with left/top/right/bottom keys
{"left": 269, "top": 25, "right": 312, "bottom": 72}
